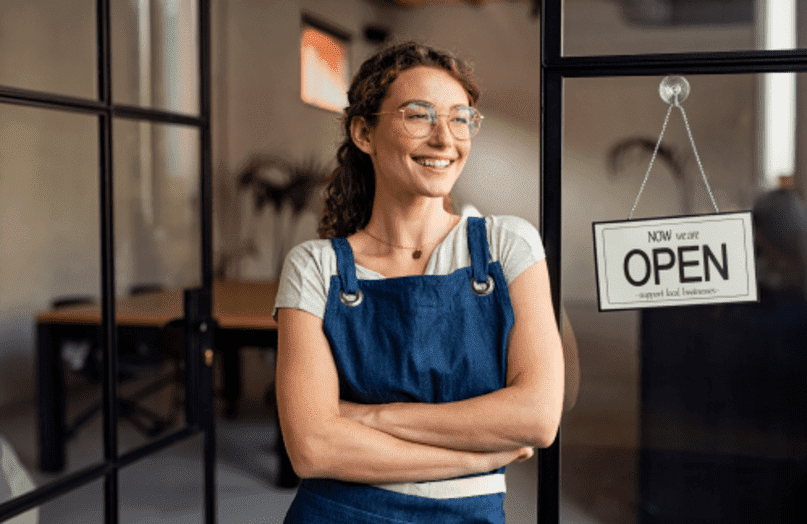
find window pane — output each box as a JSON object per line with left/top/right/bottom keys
{"left": 0, "top": 104, "right": 102, "bottom": 492}
{"left": 562, "top": 0, "right": 803, "bottom": 57}
{"left": 0, "top": 0, "right": 96, "bottom": 98}
{"left": 300, "top": 24, "right": 349, "bottom": 113}
{"left": 38, "top": 477, "right": 104, "bottom": 523}
{"left": 561, "top": 73, "right": 807, "bottom": 522}
{"left": 113, "top": 119, "right": 200, "bottom": 454}
{"left": 112, "top": 0, "right": 200, "bottom": 115}
{"left": 114, "top": 119, "right": 201, "bottom": 294}
{"left": 119, "top": 435, "right": 203, "bottom": 521}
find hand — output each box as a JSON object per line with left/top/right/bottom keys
{"left": 477, "top": 446, "right": 534, "bottom": 472}
{"left": 516, "top": 446, "right": 534, "bottom": 462}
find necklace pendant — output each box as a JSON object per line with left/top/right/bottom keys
{"left": 412, "top": 250, "right": 422, "bottom": 259}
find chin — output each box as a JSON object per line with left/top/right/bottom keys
{"left": 420, "top": 184, "right": 457, "bottom": 200}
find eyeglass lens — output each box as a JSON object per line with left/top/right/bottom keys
{"left": 402, "top": 102, "right": 481, "bottom": 139}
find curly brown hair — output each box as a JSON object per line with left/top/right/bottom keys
{"left": 317, "top": 41, "right": 481, "bottom": 239}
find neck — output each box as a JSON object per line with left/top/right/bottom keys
{"left": 365, "top": 194, "right": 457, "bottom": 249}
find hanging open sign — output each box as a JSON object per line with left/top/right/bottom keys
{"left": 593, "top": 212, "right": 758, "bottom": 311}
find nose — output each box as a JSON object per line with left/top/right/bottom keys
{"left": 428, "top": 114, "right": 453, "bottom": 146}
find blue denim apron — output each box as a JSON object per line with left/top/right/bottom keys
{"left": 284, "top": 217, "right": 515, "bottom": 523}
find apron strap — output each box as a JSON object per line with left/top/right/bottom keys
{"left": 331, "top": 237, "right": 359, "bottom": 295}
{"left": 467, "top": 216, "right": 490, "bottom": 284}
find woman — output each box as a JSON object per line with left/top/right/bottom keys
{"left": 273, "top": 42, "right": 564, "bottom": 523}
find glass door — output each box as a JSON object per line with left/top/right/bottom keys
{"left": 543, "top": 2, "right": 807, "bottom": 522}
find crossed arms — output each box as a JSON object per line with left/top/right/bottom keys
{"left": 275, "top": 259, "right": 564, "bottom": 484}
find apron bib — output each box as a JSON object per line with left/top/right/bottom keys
{"left": 284, "top": 217, "right": 515, "bottom": 524}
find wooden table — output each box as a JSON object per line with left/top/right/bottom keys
{"left": 37, "top": 280, "right": 278, "bottom": 328}
{"left": 36, "top": 281, "right": 293, "bottom": 485}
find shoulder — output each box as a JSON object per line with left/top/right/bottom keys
{"left": 484, "top": 215, "right": 546, "bottom": 285}
{"left": 286, "top": 237, "right": 335, "bottom": 259}
{"left": 274, "top": 239, "right": 337, "bottom": 321}
{"left": 283, "top": 238, "right": 336, "bottom": 273}
{"left": 486, "top": 215, "right": 541, "bottom": 239}
{"left": 279, "top": 238, "right": 339, "bottom": 294}
{"left": 485, "top": 215, "right": 544, "bottom": 256}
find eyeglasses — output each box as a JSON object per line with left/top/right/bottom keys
{"left": 375, "top": 101, "right": 483, "bottom": 140}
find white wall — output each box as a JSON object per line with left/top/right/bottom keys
{"left": 212, "top": 0, "right": 385, "bottom": 280}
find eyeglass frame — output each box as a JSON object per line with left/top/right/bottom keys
{"left": 372, "top": 101, "right": 484, "bottom": 140}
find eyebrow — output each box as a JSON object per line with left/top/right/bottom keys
{"left": 396, "top": 99, "right": 473, "bottom": 110}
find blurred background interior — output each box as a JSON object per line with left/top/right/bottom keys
{"left": 2, "top": 0, "right": 807, "bottom": 522}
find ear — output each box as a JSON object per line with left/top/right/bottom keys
{"left": 350, "top": 116, "right": 374, "bottom": 155}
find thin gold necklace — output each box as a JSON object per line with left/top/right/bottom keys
{"left": 363, "top": 217, "right": 458, "bottom": 259}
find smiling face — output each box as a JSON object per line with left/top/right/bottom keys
{"left": 351, "top": 66, "right": 473, "bottom": 204}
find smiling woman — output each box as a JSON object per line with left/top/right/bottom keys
{"left": 273, "top": 42, "right": 564, "bottom": 524}
{"left": 348, "top": 65, "right": 473, "bottom": 258}
{"left": 317, "top": 42, "right": 481, "bottom": 240}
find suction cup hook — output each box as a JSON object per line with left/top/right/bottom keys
{"left": 659, "top": 76, "right": 690, "bottom": 105}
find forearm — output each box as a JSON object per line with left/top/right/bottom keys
{"left": 346, "top": 386, "right": 561, "bottom": 452}
{"left": 292, "top": 413, "right": 529, "bottom": 483}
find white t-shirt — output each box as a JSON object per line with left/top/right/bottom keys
{"left": 273, "top": 215, "right": 545, "bottom": 320}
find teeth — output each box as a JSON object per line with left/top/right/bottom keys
{"left": 416, "top": 158, "right": 451, "bottom": 168}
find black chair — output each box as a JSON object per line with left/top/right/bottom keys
{"left": 55, "top": 286, "right": 184, "bottom": 440}
{"left": 53, "top": 295, "right": 99, "bottom": 381}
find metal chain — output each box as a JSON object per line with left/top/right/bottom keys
{"left": 628, "top": 101, "right": 674, "bottom": 219}
{"left": 628, "top": 93, "right": 720, "bottom": 219}
{"left": 678, "top": 100, "right": 720, "bottom": 214}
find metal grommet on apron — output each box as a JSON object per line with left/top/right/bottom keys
{"left": 284, "top": 217, "right": 515, "bottom": 524}
{"left": 471, "top": 275, "right": 495, "bottom": 296}
{"left": 339, "top": 289, "right": 363, "bottom": 306}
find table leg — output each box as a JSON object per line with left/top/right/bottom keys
{"left": 37, "top": 323, "right": 66, "bottom": 472}
{"left": 214, "top": 328, "right": 296, "bottom": 486}
{"left": 220, "top": 341, "right": 241, "bottom": 419}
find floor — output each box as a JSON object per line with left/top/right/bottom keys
{"left": 1, "top": 378, "right": 601, "bottom": 524}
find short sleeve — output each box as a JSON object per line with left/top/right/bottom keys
{"left": 272, "top": 240, "right": 331, "bottom": 321}
{"left": 488, "top": 215, "right": 546, "bottom": 286}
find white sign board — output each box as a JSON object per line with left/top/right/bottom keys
{"left": 593, "top": 212, "right": 758, "bottom": 311}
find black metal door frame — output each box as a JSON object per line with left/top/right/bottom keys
{"left": 540, "top": 1, "right": 807, "bottom": 522}
{"left": 0, "top": 1, "right": 215, "bottom": 522}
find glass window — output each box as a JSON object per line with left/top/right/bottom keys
{"left": 562, "top": 0, "right": 803, "bottom": 57}
{"left": 114, "top": 119, "right": 201, "bottom": 297}
{"left": 300, "top": 20, "right": 350, "bottom": 113}
{"left": 112, "top": 0, "right": 200, "bottom": 115}
{"left": 38, "top": 478, "right": 104, "bottom": 521}
{"left": 118, "top": 435, "right": 203, "bottom": 521}
{"left": 0, "top": 0, "right": 96, "bottom": 98}
{"left": 113, "top": 119, "right": 200, "bottom": 455}
{"left": 0, "top": 104, "right": 102, "bottom": 488}
{"left": 561, "top": 73, "right": 807, "bottom": 522}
